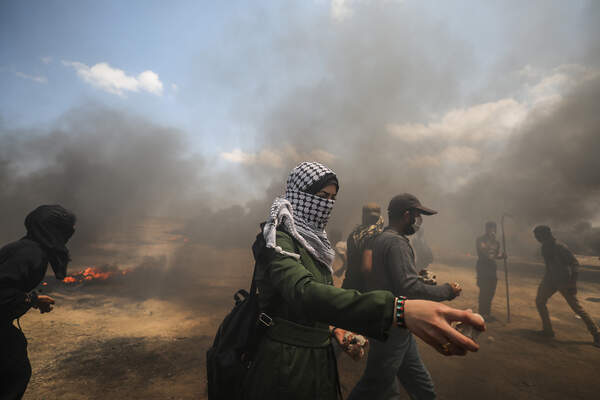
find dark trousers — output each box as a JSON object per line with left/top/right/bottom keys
{"left": 477, "top": 275, "right": 497, "bottom": 317}
{"left": 0, "top": 324, "right": 31, "bottom": 400}
{"left": 347, "top": 328, "right": 436, "bottom": 400}
{"left": 535, "top": 276, "right": 599, "bottom": 337}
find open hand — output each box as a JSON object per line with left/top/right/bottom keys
{"left": 404, "top": 300, "right": 485, "bottom": 356}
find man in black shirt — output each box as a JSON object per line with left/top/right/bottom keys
{"left": 348, "top": 194, "right": 461, "bottom": 400}
{"left": 0, "top": 205, "right": 76, "bottom": 399}
{"left": 475, "top": 221, "right": 505, "bottom": 319}
{"left": 533, "top": 225, "right": 599, "bottom": 347}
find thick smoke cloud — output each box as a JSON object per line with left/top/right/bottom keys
{"left": 455, "top": 77, "right": 600, "bottom": 225}
{"left": 204, "top": 2, "right": 600, "bottom": 255}
{"left": 2, "top": 1, "right": 599, "bottom": 264}
{"left": 452, "top": 76, "right": 600, "bottom": 254}
{"left": 206, "top": 2, "right": 474, "bottom": 236}
{"left": 0, "top": 104, "right": 204, "bottom": 255}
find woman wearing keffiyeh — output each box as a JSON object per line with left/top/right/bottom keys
{"left": 262, "top": 161, "right": 339, "bottom": 271}
{"left": 243, "top": 162, "right": 485, "bottom": 400}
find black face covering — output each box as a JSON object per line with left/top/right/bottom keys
{"left": 24, "top": 205, "right": 76, "bottom": 280}
{"left": 404, "top": 211, "right": 422, "bottom": 236}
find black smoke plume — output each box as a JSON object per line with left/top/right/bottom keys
{"left": 0, "top": 104, "right": 203, "bottom": 256}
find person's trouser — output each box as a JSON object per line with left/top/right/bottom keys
{"left": 535, "top": 276, "right": 599, "bottom": 337}
{"left": 0, "top": 324, "right": 31, "bottom": 400}
{"left": 477, "top": 276, "right": 497, "bottom": 317}
{"left": 347, "top": 328, "right": 436, "bottom": 400}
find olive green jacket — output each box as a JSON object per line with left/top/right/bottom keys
{"left": 243, "top": 230, "right": 395, "bottom": 400}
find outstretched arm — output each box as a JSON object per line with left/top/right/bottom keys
{"left": 403, "top": 299, "right": 484, "bottom": 356}
{"left": 268, "top": 231, "right": 479, "bottom": 354}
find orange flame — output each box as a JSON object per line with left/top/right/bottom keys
{"left": 62, "top": 266, "right": 128, "bottom": 284}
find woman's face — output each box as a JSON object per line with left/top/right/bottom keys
{"left": 315, "top": 184, "right": 338, "bottom": 201}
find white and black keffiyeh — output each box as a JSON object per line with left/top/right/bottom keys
{"left": 263, "top": 162, "right": 337, "bottom": 271}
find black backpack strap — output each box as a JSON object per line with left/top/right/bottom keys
{"left": 242, "top": 227, "right": 274, "bottom": 364}
{"left": 249, "top": 223, "right": 268, "bottom": 297}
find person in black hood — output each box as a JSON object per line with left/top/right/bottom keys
{"left": 0, "top": 205, "right": 76, "bottom": 400}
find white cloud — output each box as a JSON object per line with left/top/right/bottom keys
{"left": 388, "top": 64, "right": 600, "bottom": 191}
{"left": 15, "top": 71, "right": 47, "bottom": 84}
{"left": 388, "top": 64, "right": 600, "bottom": 145}
{"left": 525, "top": 64, "right": 599, "bottom": 106}
{"left": 387, "top": 98, "right": 528, "bottom": 143}
{"left": 331, "top": 0, "right": 403, "bottom": 21}
{"left": 62, "top": 61, "right": 163, "bottom": 96}
{"left": 137, "top": 70, "right": 163, "bottom": 94}
{"left": 221, "top": 148, "right": 283, "bottom": 167}
{"left": 221, "top": 146, "right": 336, "bottom": 168}
{"left": 41, "top": 56, "right": 52, "bottom": 64}
{"left": 220, "top": 149, "right": 247, "bottom": 163}
{"left": 331, "top": 0, "right": 353, "bottom": 21}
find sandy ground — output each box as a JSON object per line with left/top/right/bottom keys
{"left": 17, "top": 222, "right": 600, "bottom": 399}
{"left": 336, "top": 258, "right": 600, "bottom": 400}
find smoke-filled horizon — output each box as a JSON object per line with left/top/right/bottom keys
{"left": 1, "top": 1, "right": 599, "bottom": 260}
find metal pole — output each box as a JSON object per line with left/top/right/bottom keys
{"left": 501, "top": 214, "right": 511, "bottom": 322}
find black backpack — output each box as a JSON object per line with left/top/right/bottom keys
{"left": 206, "top": 232, "right": 272, "bottom": 400}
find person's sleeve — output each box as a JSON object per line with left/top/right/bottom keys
{"left": 0, "top": 287, "right": 32, "bottom": 321}
{"left": 0, "top": 253, "right": 36, "bottom": 321}
{"left": 268, "top": 231, "right": 395, "bottom": 340}
{"left": 387, "top": 240, "right": 454, "bottom": 301}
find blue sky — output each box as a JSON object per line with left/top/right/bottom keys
{"left": 0, "top": 0, "right": 594, "bottom": 155}
{"left": 1, "top": 1, "right": 237, "bottom": 146}
{"left": 1, "top": 1, "right": 333, "bottom": 152}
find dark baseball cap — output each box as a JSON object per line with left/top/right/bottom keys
{"left": 388, "top": 193, "right": 438, "bottom": 217}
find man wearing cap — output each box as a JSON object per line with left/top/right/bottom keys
{"left": 476, "top": 221, "right": 505, "bottom": 320}
{"left": 348, "top": 194, "right": 462, "bottom": 400}
{"left": 533, "top": 225, "right": 600, "bottom": 347}
{"left": 342, "top": 203, "right": 383, "bottom": 292}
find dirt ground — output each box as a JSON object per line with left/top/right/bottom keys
{"left": 18, "top": 221, "right": 600, "bottom": 399}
